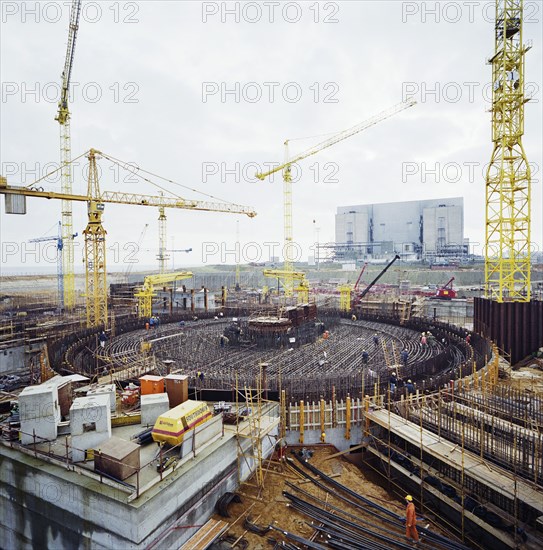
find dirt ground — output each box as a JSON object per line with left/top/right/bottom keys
{"left": 506, "top": 365, "right": 543, "bottom": 393}
{"left": 210, "top": 445, "right": 450, "bottom": 549}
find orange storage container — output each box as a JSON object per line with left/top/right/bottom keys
{"left": 139, "top": 375, "right": 164, "bottom": 395}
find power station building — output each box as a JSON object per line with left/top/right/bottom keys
{"left": 333, "top": 197, "right": 465, "bottom": 263}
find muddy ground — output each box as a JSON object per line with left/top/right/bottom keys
{"left": 210, "top": 445, "right": 454, "bottom": 549}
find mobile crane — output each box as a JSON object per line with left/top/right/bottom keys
{"left": 352, "top": 255, "right": 401, "bottom": 307}
{"left": 339, "top": 262, "right": 368, "bottom": 312}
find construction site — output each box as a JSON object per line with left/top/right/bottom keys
{"left": 1, "top": 1, "right": 543, "bottom": 549}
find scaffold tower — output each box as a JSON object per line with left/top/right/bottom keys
{"left": 485, "top": 0, "right": 532, "bottom": 302}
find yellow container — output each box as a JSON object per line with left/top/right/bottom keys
{"left": 151, "top": 400, "right": 212, "bottom": 446}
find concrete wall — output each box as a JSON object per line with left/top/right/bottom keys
{"left": 0, "top": 426, "right": 277, "bottom": 549}
{"left": 18, "top": 382, "right": 60, "bottom": 445}
{"left": 286, "top": 425, "right": 363, "bottom": 452}
{"left": 140, "top": 394, "right": 170, "bottom": 427}
{"left": 154, "top": 290, "right": 216, "bottom": 314}
{"left": 424, "top": 299, "right": 474, "bottom": 326}
{"left": 70, "top": 395, "right": 112, "bottom": 462}
{"left": 0, "top": 344, "right": 26, "bottom": 375}
{"left": 86, "top": 385, "right": 116, "bottom": 413}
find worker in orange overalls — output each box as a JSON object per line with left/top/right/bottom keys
{"left": 405, "top": 495, "right": 419, "bottom": 544}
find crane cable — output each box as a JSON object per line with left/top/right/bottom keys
{"left": 21, "top": 149, "right": 247, "bottom": 209}
{"left": 99, "top": 151, "right": 245, "bottom": 207}
{"left": 23, "top": 151, "right": 88, "bottom": 190}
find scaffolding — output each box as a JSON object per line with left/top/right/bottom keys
{"left": 235, "top": 366, "right": 280, "bottom": 494}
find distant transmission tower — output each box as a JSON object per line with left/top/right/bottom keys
{"left": 485, "top": 0, "right": 532, "bottom": 302}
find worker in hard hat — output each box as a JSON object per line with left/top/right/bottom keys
{"left": 405, "top": 495, "right": 419, "bottom": 544}
{"left": 389, "top": 372, "right": 398, "bottom": 393}
{"left": 406, "top": 379, "right": 415, "bottom": 395}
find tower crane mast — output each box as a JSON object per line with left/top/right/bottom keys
{"left": 56, "top": 0, "right": 82, "bottom": 311}
{"left": 256, "top": 99, "right": 416, "bottom": 297}
{"left": 485, "top": 0, "right": 532, "bottom": 302}
{"left": 157, "top": 206, "right": 168, "bottom": 274}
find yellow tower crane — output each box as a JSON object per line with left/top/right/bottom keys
{"left": 55, "top": 0, "right": 82, "bottom": 311}
{"left": 256, "top": 99, "right": 416, "bottom": 297}
{"left": 485, "top": 0, "right": 532, "bottom": 302}
{"left": 0, "top": 149, "right": 257, "bottom": 328}
{"left": 134, "top": 271, "right": 193, "bottom": 319}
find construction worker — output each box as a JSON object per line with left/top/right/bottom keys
{"left": 405, "top": 495, "right": 419, "bottom": 544}
{"left": 362, "top": 349, "right": 369, "bottom": 364}
{"left": 373, "top": 333, "right": 379, "bottom": 346}
{"left": 390, "top": 372, "right": 398, "bottom": 393}
{"left": 276, "top": 437, "right": 287, "bottom": 460}
{"left": 406, "top": 379, "right": 415, "bottom": 395}
{"left": 400, "top": 348, "right": 409, "bottom": 367}
{"left": 99, "top": 330, "right": 108, "bottom": 348}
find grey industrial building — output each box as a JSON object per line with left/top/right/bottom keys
{"left": 333, "top": 197, "right": 465, "bottom": 263}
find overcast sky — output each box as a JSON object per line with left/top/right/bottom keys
{"left": 1, "top": 0, "right": 542, "bottom": 273}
